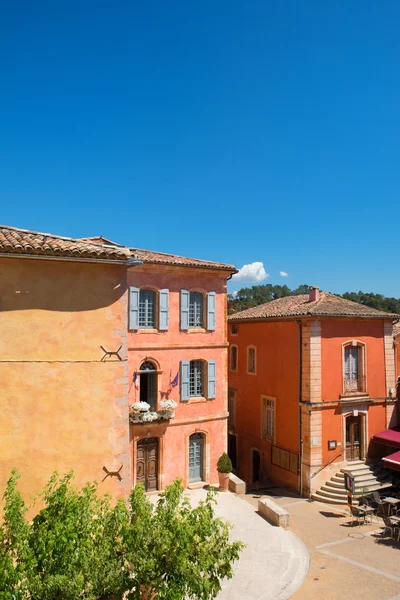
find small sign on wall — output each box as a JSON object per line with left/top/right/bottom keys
{"left": 328, "top": 440, "right": 337, "bottom": 450}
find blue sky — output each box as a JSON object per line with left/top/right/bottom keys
{"left": 1, "top": 1, "right": 399, "bottom": 296}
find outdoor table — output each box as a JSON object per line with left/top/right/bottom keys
{"left": 383, "top": 497, "right": 400, "bottom": 516}
{"left": 358, "top": 505, "right": 374, "bottom": 524}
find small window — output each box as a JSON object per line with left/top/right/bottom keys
{"left": 230, "top": 345, "right": 238, "bottom": 371}
{"left": 231, "top": 324, "right": 239, "bottom": 335}
{"left": 262, "top": 396, "right": 275, "bottom": 442}
{"left": 139, "top": 289, "right": 156, "bottom": 328}
{"left": 247, "top": 346, "right": 256, "bottom": 374}
{"left": 189, "top": 360, "right": 204, "bottom": 397}
{"left": 189, "top": 292, "right": 204, "bottom": 328}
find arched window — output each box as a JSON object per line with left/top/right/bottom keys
{"left": 230, "top": 345, "right": 238, "bottom": 371}
{"left": 343, "top": 342, "right": 366, "bottom": 394}
{"left": 247, "top": 346, "right": 256, "bottom": 375}
{"left": 139, "top": 289, "right": 156, "bottom": 328}
{"left": 189, "top": 292, "right": 204, "bottom": 328}
{"left": 139, "top": 360, "right": 157, "bottom": 409}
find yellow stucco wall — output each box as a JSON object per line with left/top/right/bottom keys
{"left": 0, "top": 256, "right": 130, "bottom": 506}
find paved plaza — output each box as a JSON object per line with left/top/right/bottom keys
{"left": 242, "top": 488, "right": 400, "bottom": 600}
{"left": 185, "top": 488, "right": 309, "bottom": 600}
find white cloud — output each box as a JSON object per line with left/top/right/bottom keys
{"left": 232, "top": 262, "right": 269, "bottom": 283}
{"left": 231, "top": 290, "right": 238, "bottom": 298}
{"left": 280, "top": 271, "right": 288, "bottom": 278}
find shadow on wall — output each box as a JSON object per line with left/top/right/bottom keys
{"left": 0, "top": 258, "right": 127, "bottom": 312}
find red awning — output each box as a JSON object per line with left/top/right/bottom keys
{"left": 383, "top": 450, "right": 400, "bottom": 472}
{"left": 372, "top": 426, "right": 400, "bottom": 448}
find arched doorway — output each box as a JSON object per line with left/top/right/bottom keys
{"left": 189, "top": 433, "right": 204, "bottom": 483}
{"left": 140, "top": 360, "right": 157, "bottom": 410}
{"left": 136, "top": 437, "right": 158, "bottom": 491}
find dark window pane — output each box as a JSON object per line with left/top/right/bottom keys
{"left": 139, "top": 290, "right": 156, "bottom": 328}
{"left": 189, "top": 292, "right": 203, "bottom": 328}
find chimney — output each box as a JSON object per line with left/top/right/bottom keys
{"left": 309, "top": 286, "right": 320, "bottom": 302}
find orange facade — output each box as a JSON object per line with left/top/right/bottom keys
{"left": 228, "top": 311, "right": 398, "bottom": 496}
{"left": 127, "top": 264, "right": 231, "bottom": 490}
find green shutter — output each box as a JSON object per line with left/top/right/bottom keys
{"left": 180, "top": 290, "right": 189, "bottom": 330}
{"left": 129, "top": 287, "right": 139, "bottom": 330}
{"left": 180, "top": 360, "right": 190, "bottom": 401}
{"left": 207, "top": 292, "right": 216, "bottom": 330}
{"left": 208, "top": 359, "right": 216, "bottom": 399}
{"left": 159, "top": 289, "right": 169, "bottom": 330}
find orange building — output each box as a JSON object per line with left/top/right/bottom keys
{"left": 228, "top": 287, "right": 399, "bottom": 500}
{"left": 0, "top": 225, "right": 235, "bottom": 503}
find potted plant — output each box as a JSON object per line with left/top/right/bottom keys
{"left": 217, "top": 452, "right": 232, "bottom": 492}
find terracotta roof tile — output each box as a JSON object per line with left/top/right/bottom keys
{"left": 0, "top": 225, "right": 130, "bottom": 261}
{"left": 129, "top": 247, "right": 237, "bottom": 272}
{"left": 229, "top": 293, "right": 400, "bottom": 321}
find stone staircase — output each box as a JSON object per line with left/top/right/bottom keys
{"left": 311, "top": 460, "right": 393, "bottom": 505}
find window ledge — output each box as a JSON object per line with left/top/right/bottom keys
{"left": 188, "top": 396, "right": 208, "bottom": 404}
{"left": 339, "top": 392, "right": 369, "bottom": 399}
{"left": 184, "top": 328, "right": 207, "bottom": 334}
{"left": 133, "top": 328, "right": 160, "bottom": 334}
{"left": 247, "top": 371, "right": 257, "bottom": 376}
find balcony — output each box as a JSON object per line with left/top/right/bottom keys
{"left": 129, "top": 400, "right": 177, "bottom": 424}
{"left": 343, "top": 376, "right": 367, "bottom": 395}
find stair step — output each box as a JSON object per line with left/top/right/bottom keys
{"left": 341, "top": 466, "right": 371, "bottom": 475}
{"left": 318, "top": 489, "right": 351, "bottom": 501}
{"left": 311, "top": 492, "right": 347, "bottom": 505}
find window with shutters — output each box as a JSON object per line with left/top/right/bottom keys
{"left": 189, "top": 292, "right": 204, "bottom": 328}
{"left": 247, "top": 346, "right": 256, "bottom": 374}
{"left": 342, "top": 341, "right": 366, "bottom": 394}
{"left": 262, "top": 396, "right": 275, "bottom": 442}
{"left": 189, "top": 360, "right": 204, "bottom": 397}
{"left": 230, "top": 345, "right": 238, "bottom": 372}
{"left": 138, "top": 289, "right": 156, "bottom": 328}
{"left": 231, "top": 324, "right": 239, "bottom": 336}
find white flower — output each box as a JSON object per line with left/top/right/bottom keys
{"left": 159, "top": 399, "right": 177, "bottom": 410}
{"left": 158, "top": 409, "right": 175, "bottom": 420}
{"left": 130, "top": 401, "right": 150, "bottom": 413}
{"left": 141, "top": 411, "right": 159, "bottom": 422}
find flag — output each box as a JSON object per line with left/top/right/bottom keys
{"left": 170, "top": 370, "right": 179, "bottom": 388}
{"left": 133, "top": 372, "right": 139, "bottom": 390}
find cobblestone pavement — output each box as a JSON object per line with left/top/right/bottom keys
{"left": 185, "top": 489, "right": 309, "bottom": 600}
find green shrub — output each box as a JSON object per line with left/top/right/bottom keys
{"left": 0, "top": 472, "right": 244, "bottom": 600}
{"left": 217, "top": 453, "right": 232, "bottom": 474}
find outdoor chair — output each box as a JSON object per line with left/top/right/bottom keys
{"left": 369, "top": 491, "right": 385, "bottom": 517}
{"left": 350, "top": 505, "right": 367, "bottom": 526}
{"left": 382, "top": 516, "right": 400, "bottom": 541}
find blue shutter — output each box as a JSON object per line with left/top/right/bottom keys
{"left": 180, "top": 360, "right": 190, "bottom": 401}
{"left": 180, "top": 290, "right": 189, "bottom": 330}
{"left": 207, "top": 292, "right": 216, "bottom": 331}
{"left": 159, "top": 289, "right": 169, "bottom": 330}
{"left": 129, "top": 287, "right": 139, "bottom": 330}
{"left": 208, "top": 359, "right": 216, "bottom": 399}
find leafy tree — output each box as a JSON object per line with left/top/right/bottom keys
{"left": 0, "top": 472, "right": 244, "bottom": 600}
{"left": 228, "top": 284, "right": 400, "bottom": 315}
{"left": 121, "top": 481, "right": 244, "bottom": 600}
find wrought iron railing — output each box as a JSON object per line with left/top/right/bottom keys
{"left": 343, "top": 376, "right": 366, "bottom": 394}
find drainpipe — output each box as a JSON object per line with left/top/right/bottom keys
{"left": 297, "top": 320, "right": 303, "bottom": 497}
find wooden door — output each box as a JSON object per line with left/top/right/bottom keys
{"left": 189, "top": 433, "right": 204, "bottom": 483}
{"left": 252, "top": 450, "right": 261, "bottom": 483}
{"left": 136, "top": 438, "right": 158, "bottom": 491}
{"left": 346, "top": 417, "right": 361, "bottom": 461}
